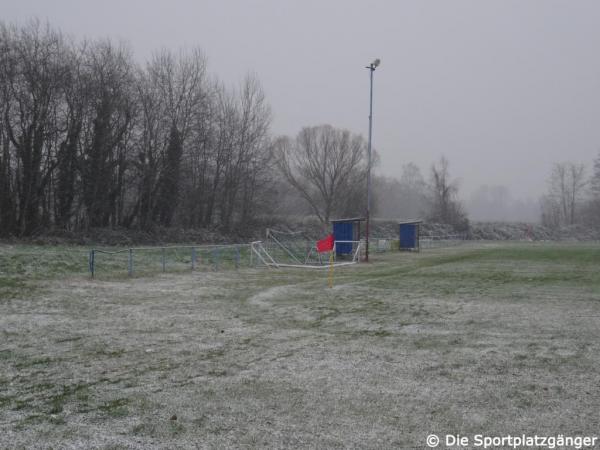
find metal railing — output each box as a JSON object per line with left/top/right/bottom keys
{"left": 371, "top": 233, "right": 467, "bottom": 252}
{"left": 88, "top": 243, "right": 256, "bottom": 278}
{"left": 419, "top": 233, "right": 467, "bottom": 249}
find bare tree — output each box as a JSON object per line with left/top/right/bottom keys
{"left": 0, "top": 20, "right": 69, "bottom": 235}
{"left": 427, "top": 156, "right": 468, "bottom": 230}
{"left": 191, "top": 80, "right": 239, "bottom": 228}
{"left": 53, "top": 37, "right": 90, "bottom": 229}
{"left": 544, "top": 162, "right": 586, "bottom": 226}
{"left": 133, "top": 48, "right": 209, "bottom": 229}
{"left": 540, "top": 194, "right": 562, "bottom": 228}
{"left": 373, "top": 163, "right": 427, "bottom": 219}
{"left": 591, "top": 151, "right": 600, "bottom": 198}
{"left": 584, "top": 151, "right": 600, "bottom": 226}
{"left": 220, "top": 74, "right": 271, "bottom": 230}
{"left": 398, "top": 162, "right": 427, "bottom": 217}
{"left": 0, "top": 28, "right": 15, "bottom": 234}
{"left": 275, "top": 124, "right": 367, "bottom": 224}
{"left": 78, "top": 39, "right": 136, "bottom": 228}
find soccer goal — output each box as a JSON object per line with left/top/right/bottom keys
{"left": 251, "top": 228, "right": 363, "bottom": 269}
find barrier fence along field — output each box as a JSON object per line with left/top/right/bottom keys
{"left": 0, "top": 234, "right": 469, "bottom": 281}
{"left": 419, "top": 233, "right": 467, "bottom": 249}
{"left": 88, "top": 244, "right": 254, "bottom": 278}
{"left": 373, "top": 233, "right": 467, "bottom": 252}
{"left": 87, "top": 234, "right": 465, "bottom": 277}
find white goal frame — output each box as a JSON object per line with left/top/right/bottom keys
{"left": 251, "top": 240, "right": 362, "bottom": 269}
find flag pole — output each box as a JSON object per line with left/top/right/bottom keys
{"left": 328, "top": 245, "right": 335, "bottom": 288}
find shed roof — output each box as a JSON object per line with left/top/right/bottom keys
{"left": 330, "top": 217, "right": 367, "bottom": 223}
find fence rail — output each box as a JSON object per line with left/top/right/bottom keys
{"left": 1, "top": 232, "right": 470, "bottom": 281}
{"left": 89, "top": 243, "right": 256, "bottom": 278}
{"left": 372, "top": 233, "right": 467, "bottom": 252}
{"left": 419, "top": 233, "right": 467, "bottom": 249}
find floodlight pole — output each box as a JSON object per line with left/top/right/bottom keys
{"left": 365, "top": 59, "right": 380, "bottom": 262}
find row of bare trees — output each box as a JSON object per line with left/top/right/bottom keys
{"left": 275, "top": 129, "right": 469, "bottom": 230}
{"left": 0, "top": 20, "right": 473, "bottom": 239}
{"left": 0, "top": 20, "right": 272, "bottom": 236}
{"left": 541, "top": 155, "right": 600, "bottom": 228}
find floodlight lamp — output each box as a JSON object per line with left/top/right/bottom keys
{"left": 372, "top": 58, "right": 381, "bottom": 68}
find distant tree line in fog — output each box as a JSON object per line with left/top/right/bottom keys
{"left": 371, "top": 157, "right": 469, "bottom": 231}
{"left": 467, "top": 186, "right": 539, "bottom": 223}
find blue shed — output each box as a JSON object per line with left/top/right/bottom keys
{"left": 399, "top": 220, "right": 422, "bottom": 251}
{"left": 331, "top": 217, "right": 365, "bottom": 256}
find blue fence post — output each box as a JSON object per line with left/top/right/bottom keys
{"left": 128, "top": 248, "right": 133, "bottom": 276}
{"left": 161, "top": 247, "right": 166, "bottom": 272}
{"left": 191, "top": 247, "right": 196, "bottom": 271}
{"left": 212, "top": 248, "right": 220, "bottom": 271}
{"left": 89, "top": 249, "right": 95, "bottom": 278}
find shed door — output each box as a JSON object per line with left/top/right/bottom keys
{"left": 399, "top": 224, "right": 417, "bottom": 249}
{"left": 333, "top": 222, "right": 353, "bottom": 254}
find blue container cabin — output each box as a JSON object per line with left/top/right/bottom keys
{"left": 331, "top": 217, "right": 365, "bottom": 256}
{"left": 399, "top": 220, "right": 422, "bottom": 251}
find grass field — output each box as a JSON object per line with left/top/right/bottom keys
{"left": 1, "top": 242, "right": 600, "bottom": 448}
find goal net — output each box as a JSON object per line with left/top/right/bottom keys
{"left": 251, "top": 228, "right": 363, "bottom": 269}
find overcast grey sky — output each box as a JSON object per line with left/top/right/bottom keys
{"left": 3, "top": 0, "right": 600, "bottom": 201}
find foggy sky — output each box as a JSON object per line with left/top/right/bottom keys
{"left": 4, "top": 0, "right": 600, "bottom": 202}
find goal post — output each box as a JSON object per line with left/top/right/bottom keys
{"left": 253, "top": 236, "right": 363, "bottom": 269}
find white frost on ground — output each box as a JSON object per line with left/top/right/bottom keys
{"left": 1, "top": 243, "right": 600, "bottom": 448}
{"left": 247, "top": 285, "right": 292, "bottom": 308}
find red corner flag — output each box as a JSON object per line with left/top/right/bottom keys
{"left": 316, "top": 234, "right": 335, "bottom": 253}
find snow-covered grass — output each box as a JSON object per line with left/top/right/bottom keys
{"left": 1, "top": 242, "right": 600, "bottom": 448}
